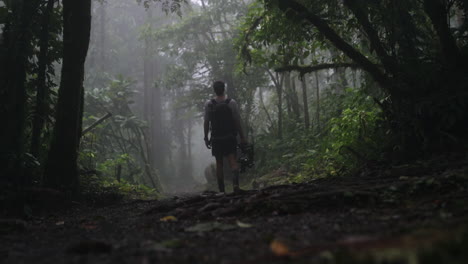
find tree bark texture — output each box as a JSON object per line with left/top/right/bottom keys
{"left": 44, "top": 0, "right": 92, "bottom": 191}
{"left": 31, "top": 0, "right": 56, "bottom": 158}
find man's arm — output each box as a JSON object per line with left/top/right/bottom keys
{"left": 203, "top": 101, "right": 211, "bottom": 148}
{"left": 204, "top": 119, "right": 210, "bottom": 140}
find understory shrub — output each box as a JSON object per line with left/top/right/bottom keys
{"left": 251, "top": 88, "right": 386, "bottom": 184}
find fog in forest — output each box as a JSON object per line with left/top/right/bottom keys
{"left": 74, "top": 0, "right": 367, "bottom": 196}
{"left": 83, "top": 0, "right": 214, "bottom": 193}
{"left": 4, "top": 1, "right": 468, "bottom": 262}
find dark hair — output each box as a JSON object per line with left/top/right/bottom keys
{"left": 213, "top": 81, "right": 225, "bottom": 96}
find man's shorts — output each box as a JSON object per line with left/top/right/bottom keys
{"left": 212, "top": 135, "right": 237, "bottom": 157}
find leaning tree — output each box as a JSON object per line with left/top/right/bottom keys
{"left": 249, "top": 0, "right": 468, "bottom": 152}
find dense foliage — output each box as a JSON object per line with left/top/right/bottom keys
{"left": 2, "top": 0, "right": 468, "bottom": 197}
{"left": 240, "top": 0, "right": 468, "bottom": 153}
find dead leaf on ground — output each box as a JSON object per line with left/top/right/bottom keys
{"left": 270, "top": 239, "right": 291, "bottom": 257}
{"left": 160, "top": 215, "right": 178, "bottom": 222}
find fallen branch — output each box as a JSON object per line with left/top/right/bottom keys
{"left": 82, "top": 112, "right": 112, "bottom": 135}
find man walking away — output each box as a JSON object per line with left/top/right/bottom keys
{"left": 204, "top": 81, "right": 247, "bottom": 193}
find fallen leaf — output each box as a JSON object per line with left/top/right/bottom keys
{"left": 236, "top": 220, "right": 253, "bottom": 228}
{"left": 160, "top": 215, "right": 178, "bottom": 222}
{"left": 55, "top": 221, "right": 64, "bottom": 226}
{"left": 270, "top": 239, "right": 291, "bottom": 257}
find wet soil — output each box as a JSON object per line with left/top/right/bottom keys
{"left": 2, "top": 157, "right": 468, "bottom": 264}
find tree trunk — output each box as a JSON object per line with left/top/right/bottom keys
{"left": 258, "top": 86, "right": 273, "bottom": 127}
{"left": 0, "top": 0, "right": 38, "bottom": 185}
{"left": 276, "top": 74, "right": 284, "bottom": 139}
{"left": 290, "top": 73, "right": 301, "bottom": 122}
{"left": 151, "top": 75, "right": 164, "bottom": 174}
{"left": 99, "top": 0, "right": 106, "bottom": 72}
{"left": 300, "top": 75, "right": 310, "bottom": 130}
{"left": 284, "top": 71, "right": 292, "bottom": 117}
{"left": 31, "top": 0, "right": 55, "bottom": 158}
{"left": 143, "top": 7, "right": 154, "bottom": 171}
{"left": 314, "top": 71, "right": 320, "bottom": 132}
{"left": 266, "top": 70, "right": 284, "bottom": 139}
{"left": 143, "top": 9, "right": 153, "bottom": 122}
{"left": 343, "top": 0, "right": 399, "bottom": 77}
{"left": 423, "top": 0, "right": 463, "bottom": 67}
{"left": 44, "top": 0, "right": 92, "bottom": 192}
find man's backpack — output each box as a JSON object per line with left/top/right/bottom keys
{"left": 210, "top": 99, "right": 237, "bottom": 139}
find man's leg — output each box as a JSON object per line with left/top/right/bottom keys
{"left": 227, "top": 153, "right": 241, "bottom": 192}
{"left": 215, "top": 155, "right": 225, "bottom": 193}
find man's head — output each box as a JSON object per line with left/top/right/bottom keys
{"left": 213, "top": 81, "right": 225, "bottom": 96}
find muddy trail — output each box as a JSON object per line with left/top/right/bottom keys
{"left": 2, "top": 158, "right": 468, "bottom": 264}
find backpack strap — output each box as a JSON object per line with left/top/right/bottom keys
{"left": 225, "top": 98, "right": 231, "bottom": 104}
{"left": 209, "top": 99, "right": 216, "bottom": 113}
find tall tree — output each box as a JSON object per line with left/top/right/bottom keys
{"left": 0, "top": 0, "right": 40, "bottom": 185}
{"left": 44, "top": 0, "right": 92, "bottom": 191}
{"left": 300, "top": 75, "right": 310, "bottom": 129}
{"left": 31, "top": 0, "right": 56, "bottom": 158}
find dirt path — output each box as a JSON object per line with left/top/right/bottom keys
{"left": 2, "top": 161, "right": 468, "bottom": 264}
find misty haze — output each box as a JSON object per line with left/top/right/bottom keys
{"left": 2, "top": 0, "right": 468, "bottom": 263}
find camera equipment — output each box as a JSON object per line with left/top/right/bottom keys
{"left": 238, "top": 144, "right": 254, "bottom": 173}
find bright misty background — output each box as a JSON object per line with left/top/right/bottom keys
{"left": 80, "top": 0, "right": 361, "bottom": 194}
{"left": 83, "top": 0, "right": 250, "bottom": 193}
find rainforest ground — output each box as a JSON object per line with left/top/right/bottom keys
{"left": 2, "top": 154, "right": 468, "bottom": 264}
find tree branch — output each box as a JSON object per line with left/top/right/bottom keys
{"left": 240, "top": 15, "right": 264, "bottom": 65}
{"left": 343, "top": 0, "right": 399, "bottom": 77}
{"left": 275, "top": 63, "right": 359, "bottom": 76}
{"left": 276, "top": 0, "right": 393, "bottom": 91}
{"left": 82, "top": 112, "right": 112, "bottom": 135}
